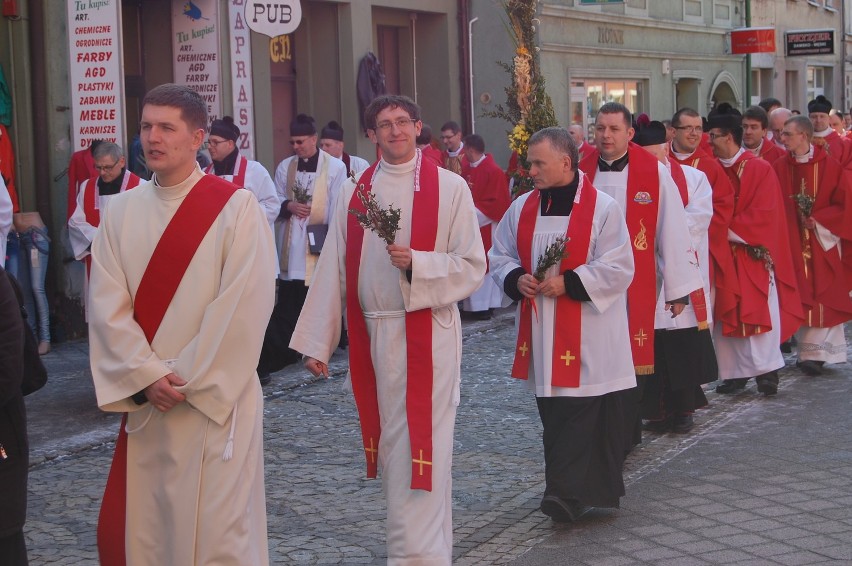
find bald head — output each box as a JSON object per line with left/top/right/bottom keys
{"left": 769, "top": 108, "right": 793, "bottom": 142}
{"left": 568, "top": 124, "right": 585, "bottom": 145}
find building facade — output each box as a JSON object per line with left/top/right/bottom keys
{"left": 471, "top": 0, "right": 746, "bottom": 167}
{"left": 0, "top": 0, "right": 467, "bottom": 337}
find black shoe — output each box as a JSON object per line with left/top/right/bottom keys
{"left": 796, "top": 360, "right": 823, "bottom": 376}
{"left": 642, "top": 417, "right": 672, "bottom": 433}
{"left": 259, "top": 372, "right": 272, "bottom": 387}
{"left": 756, "top": 372, "right": 778, "bottom": 395}
{"left": 715, "top": 378, "right": 748, "bottom": 394}
{"left": 338, "top": 329, "right": 349, "bottom": 350}
{"left": 780, "top": 340, "right": 792, "bottom": 354}
{"left": 540, "top": 495, "right": 592, "bottom": 523}
{"left": 672, "top": 414, "right": 694, "bottom": 433}
{"left": 467, "top": 310, "right": 493, "bottom": 321}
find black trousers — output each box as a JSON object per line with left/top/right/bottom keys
{"left": 257, "top": 279, "right": 308, "bottom": 375}
{"left": 536, "top": 393, "right": 626, "bottom": 508}
{"left": 0, "top": 530, "right": 28, "bottom": 565}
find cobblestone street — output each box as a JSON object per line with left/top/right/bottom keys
{"left": 22, "top": 314, "right": 852, "bottom": 564}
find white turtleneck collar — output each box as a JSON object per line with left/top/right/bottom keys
{"left": 152, "top": 163, "right": 204, "bottom": 200}
{"left": 813, "top": 127, "right": 833, "bottom": 138}
{"left": 670, "top": 144, "right": 696, "bottom": 161}
{"left": 447, "top": 142, "right": 465, "bottom": 158}
{"left": 469, "top": 154, "right": 486, "bottom": 168}
{"left": 718, "top": 147, "right": 746, "bottom": 168}
{"left": 747, "top": 139, "right": 764, "bottom": 156}
{"left": 792, "top": 144, "right": 814, "bottom": 164}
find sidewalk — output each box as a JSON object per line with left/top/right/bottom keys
{"left": 22, "top": 317, "right": 852, "bottom": 564}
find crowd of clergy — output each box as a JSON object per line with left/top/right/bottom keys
{"left": 69, "top": 83, "right": 852, "bottom": 565}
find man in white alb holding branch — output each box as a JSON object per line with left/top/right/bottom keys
{"left": 290, "top": 94, "right": 485, "bottom": 565}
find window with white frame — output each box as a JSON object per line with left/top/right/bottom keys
{"left": 807, "top": 66, "right": 826, "bottom": 102}
{"left": 713, "top": 0, "right": 732, "bottom": 25}
{"left": 684, "top": 0, "right": 703, "bottom": 23}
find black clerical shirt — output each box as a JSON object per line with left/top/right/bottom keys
{"left": 504, "top": 175, "right": 591, "bottom": 302}
{"left": 98, "top": 168, "right": 127, "bottom": 196}
{"left": 213, "top": 147, "right": 239, "bottom": 176}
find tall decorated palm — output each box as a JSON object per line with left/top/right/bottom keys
{"left": 485, "top": 0, "right": 558, "bottom": 197}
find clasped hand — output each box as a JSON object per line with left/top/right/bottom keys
{"left": 387, "top": 244, "right": 412, "bottom": 270}
{"left": 144, "top": 373, "right": 187, "bottom": 412}
{"left": 517, "top": 273, "right": 566, "bottom": 298}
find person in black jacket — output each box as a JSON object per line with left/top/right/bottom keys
{"left": 0, "top": 266, "right": 29, "bottom": 565}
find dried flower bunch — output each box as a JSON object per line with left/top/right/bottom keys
{"left": 484, "top": 0, "right": 558, "bottom": 198}
{"left": 792, "top": 192, "right": 815, "bottom": 218}
{"left": 291, "top": 179, "right": 311, "bottom": 204}
{"left": 348, "top": 189, "right": 402, "bottom": 246}
{"left": 745, "top": 244, "right": 774, "bottom": 272}
{"left": 533, "top": 236, "right": 569, "bottom": 281}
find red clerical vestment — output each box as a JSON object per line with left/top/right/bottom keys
{"left": 465, "top": 154, "right": 511, "bottom": 256}
{"left": 717, "top": 151, "right": 803, "bottom": 339}
{"left": 670, "top": 146, "right": 738, "bottom": 321}
{"left": 755, "top": 139, "right": 785, "bottom": 164}
{"left": 67, "top": 148, "right": 96, "bottom": 219}
{"left": 773, "top": 145, "right": 852, "bottom": 327}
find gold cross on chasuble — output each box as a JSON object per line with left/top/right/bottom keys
{"left": 560, "top": 350, "right": 576, "bottom": 366}
{"left": 412, "top": 449, "right": 432, "bottom": 476}
{"left": 518, "top": 342, "right": 529, "bottom": 356}
{"left": 634, "top": 328, "right": 648, "bottom": 347}
{"left": 364, "top": 438, "right": 378, "bottom": 463}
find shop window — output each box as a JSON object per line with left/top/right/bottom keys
{"left": 576, "top": 79, "right": 644, "bottom": 127}
{"left": 807, "top": 66, "right": 826, "bottom": 103}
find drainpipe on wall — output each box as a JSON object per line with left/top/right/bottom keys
{"left": 458, "top": 0, "right": 472, "bottom": 134}
{"left": 469, "top": 16, "right": 478, "bottom": 134}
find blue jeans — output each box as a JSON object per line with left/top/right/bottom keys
{"left": 17, "top": 226, "right": 51, "bottom": 343}
{"left": 5, "top": 230, "right": 19, "bottom": 278}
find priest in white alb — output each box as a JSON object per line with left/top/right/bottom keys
{"left": 490, "top": 127, "right": 635, "bottom": 522}
{"left": 88, "top": 84, "right": 276, "bottom": 566}
{"left": 290, "top": 94, "right": 485, "bottom": 565}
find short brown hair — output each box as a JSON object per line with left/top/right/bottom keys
{"left": 142, "top": 83, "right": 208, "bottom": 132}
{"left": 364, "top": 95, "right": 421, "bottom": 130}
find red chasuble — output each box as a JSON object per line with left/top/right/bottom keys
{"left": 756, "top": 139, "right": 785, "bottom": 164}
{"left": 666, "top": 159, "right": 709, "bottom": 329}
{"left": 346, "top": 154, "right": 439, "bottom": 491}
{"left": 465, "top": 154, "right": 511, "bottom": 266}
{"left": 717, "top": 152, "right": 803, "bottom": 340}
{"left": 511, "top": 181, "right": 597, "bottom": 386}
{"left": 204, "top": 153, "right": 249, "bottom": 188}
{"left": 670, "top": 146, "right": 738, "bottom": 330}
{"left": 97, "top": 176, "right": 239, "bottom": 566}
{"left": 580, "top": 142, "right": 659, "bottom": 374}
{"left": 67, "top": 148, "right": 97, "bottom": 220}
{"left": 773, "top": 145, "right": 852, "bottom": 327}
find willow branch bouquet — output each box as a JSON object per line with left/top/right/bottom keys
{"left": 291, "top": 179, "right": 311, "bottom": 204}
{"left": 348, "top": 190, "right": 402, "bottom": 245}
{"left": 533, "top": 236, "right": 569, "bottom": 281}
{"left": 745, "top": 244, "right": 774, "bottom": 272}
{"left": 792, "top": 193, "right": 815, "bottom": 218}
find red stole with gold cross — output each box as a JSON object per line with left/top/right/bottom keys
{"left": 667, "top": 159, "right": 709, "bottom": 330}
{"left": 346, "top": 153, "right": 439, "bottom": 491}
{"left": 97, "top": 175, "right": 239, "bottom": 566}
{"left": 510, "top": 179, "right": 597, "bottom": 386}
{"left": 580, "top": 142, "right": 659, "bottom": 374}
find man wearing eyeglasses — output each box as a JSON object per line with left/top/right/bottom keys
{"left": 68, "top": 141, "right": 141, "bottom": 288}
{"left": 271, "top": 114, "right": 347, "bottom": 377}
{"left": 439, "top": 120, "right": 468, "bottom": 175}
{"left": 706, "top": 103, "right": 803, "bottom": 397}
{"left": 291, "top": 95, "right": 485, "bottom": 564}
{"left": 774, "top": 115, "right": 852, "bottom": 377}
{"left": 206, "top": 116, "right": 279, "bottom": 233}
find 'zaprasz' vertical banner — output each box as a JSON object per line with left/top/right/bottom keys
{"left": 229, "top": 1, "right": 255, "bottom": 159}
{"left": 172, "top": 0, "right": 221, "bottom": 128}
{"left": 67, "top": 0, "right": 125, "bottom": 150}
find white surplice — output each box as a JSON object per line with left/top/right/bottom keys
{"left": 489, "top": 173, "right": 637, "bottom": 397}
{"left": 68, "top": 175, "right": 133, "bottom": 261}
{"left": 289, "top": 154, "right": 485, "bottom": 565}
{"left": 0, "top": 176, "right": 11, "bottom": 262}
{"left": 210, "top": 157, "right": 280, "bottom": 233}
{"left": 273, "top": 149, "right": 347, "bottom": 281}
{"left": 89, "top": 165, "right": 276, "bottom": 566}
{"left": 655, "top": 163, "right": 713, "bottom": 330}
{"left": 593, "top": 161, "right": 704, "bottom": 306}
